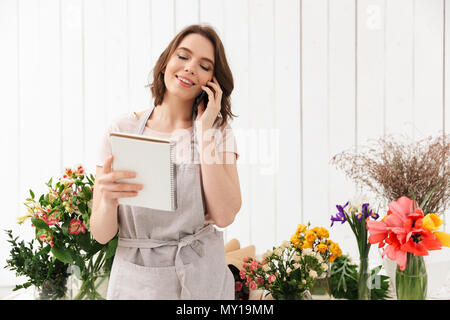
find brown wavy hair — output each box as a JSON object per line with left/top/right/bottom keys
{"left": 145, "top": 24, "right": 237, "bottom": 128}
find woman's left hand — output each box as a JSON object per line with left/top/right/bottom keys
{"left": 195, "top": 75, "right": 222, "bottom": 133}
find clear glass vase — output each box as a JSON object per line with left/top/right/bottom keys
{"left": 395, "top": 253, "right": 427, "bottom": 300}
{"left": 358, "top": 257, "right": 371, "bottom": 300}
{"left": 311, "top": 269, "right": 332, "bottom": 300}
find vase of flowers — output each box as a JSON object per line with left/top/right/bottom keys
{"left": 366, "top": 196, "right": 450, "bottom": 300}
{"left": 289, "top": 223, "right": 341, "bottom": 299}
{"left": 330, "top": 198, "right": 379, "bottom": 300}
{"left": 12, "top": 165, "right": 117, "bottom": 300}
{"left": 5, "top": 230, "right": 69, "bottom": 300}
{"left": 240, "top": 240, "right": 328, "bottom": 300}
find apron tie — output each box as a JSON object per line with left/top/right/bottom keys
{"left": 117, "top": 224, "right": 214, "bottom": 299}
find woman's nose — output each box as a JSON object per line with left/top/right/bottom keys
{"left": 184, "top": 62, "right": 195, "bottom": 74}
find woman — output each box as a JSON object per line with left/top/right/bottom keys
{"left": 90, "top": 24, "right": 242, "bottom": 300}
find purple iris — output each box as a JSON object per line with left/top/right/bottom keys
{"left": 356, "top": 203, "right": 379, "bottom": 221}
{"left": 330, "top": 201, "right": 349, "bottom": 227}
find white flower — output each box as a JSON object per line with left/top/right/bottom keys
{"left": 302, "top": 248, "right": 313, "bottom": 256}
{"left": 302, "top": 280, "right": 307, "bottom": 284}
{"left": 316, "top": 253, "right": 323, "bottom": 263}
{"left": 262, "top": 250, "right": 273, "bottom": 260}
{"left": 292, "top": 263, "right": 301, "bottom": 269}
{"left": 309, "top": 270, "right": 318, "bottom": 279}
{"left": 274, "top": 247, "right": 284, "bottom": 257}
{"left": 286, "top": 267, "right": 292, "bottom": 274}
{"left": 262, "top": 264, "right": 271, "bottom": 272}
{"left": 293, "top": 253, "right": 301, "bottom": 262}
{"left": 321, "top": 263, "right": 329, "bottom": 272}
{"left": 281, "top": 240, "right": 290, "bottom": 249}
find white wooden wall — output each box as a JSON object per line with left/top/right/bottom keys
{"left": 0, "top": 0, "right": 449, "bottom": 287}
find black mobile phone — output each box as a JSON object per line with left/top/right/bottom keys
{"left": 193, "top": 85, "right": 214, "bottom": 116}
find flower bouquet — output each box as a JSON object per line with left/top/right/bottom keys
{"left": 366, "top": 196, "right": 450, "bottom": 299}
{"left": 330, "top": 198, "right": 379, "bottom": 299}
{"left": 12, "top": 165, "right": 117, "bottom": 300}
{"left": 289, "top": 223, "right": 342, "bottom": 299}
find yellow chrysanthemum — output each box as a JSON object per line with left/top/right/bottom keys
{"left": 301, "top": 241, "right": 313, "bottom": 249}
{"left": 316, "top": 243, "right": 328, "bottom": 253}
{"left": 290, "top": 234, "right": 301, "bottom": 247}
{"left": 305, "top": 230, "right": 316, "bottom": 243}
{"left": 296, "top": 224, "right": 307, "bottom": 235}
{"left": 316, "top": 227, "right": 329, "bottom": 239}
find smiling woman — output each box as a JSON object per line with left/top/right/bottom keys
{"left": 90, "top": 24, "right": 241, "bottom": 300}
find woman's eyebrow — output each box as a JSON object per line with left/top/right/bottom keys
{"left": 177, "top": 47, "right": 214, "bottom": 66}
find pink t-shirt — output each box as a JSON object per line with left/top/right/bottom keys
{"left": 96, "top": 111, "right": 239, "bottom": 167}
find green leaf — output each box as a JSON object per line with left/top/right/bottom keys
{"left": 29, "top": 189, "right": 35, "bottom": 199}
{"left": 31, "top": 218, "right": 50, "bottom": 231}
{"left": 105, "top": 238, "right": 118, "bottom": 260}
{"left": 77, "top": 232, "right": 91, "bottom": 252}
{"left": 51, "top": 246, "right": 73, "bottom": 264}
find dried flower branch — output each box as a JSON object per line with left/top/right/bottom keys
{"left": 330, "top": 134, "right": 449, "bottom": 215}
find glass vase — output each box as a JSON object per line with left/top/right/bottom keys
{"left": 358, "top": 257, "right": 371, "bottom": 300}
{"left": 310, "top": 269, "right": 332, "bottom": 300}
{"left": 395, "top": 253, "right": 427, "bottom": 300}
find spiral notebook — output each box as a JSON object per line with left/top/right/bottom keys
{"left": 109, "top": 132, "right": 177, "bottom": 211}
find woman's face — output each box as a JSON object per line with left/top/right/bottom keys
{"left": 163, "top": 33, "right": 215, "bottom": 101}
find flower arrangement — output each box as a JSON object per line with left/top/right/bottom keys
{"left": 330, "top": 197, "right": 379, "bottom": 299}
{"left": 366, "top": 196, "right": 450, "bottom": 299}
{"left": 4, "top": 230, "right": 69, "bottom": 299}
{"left": 240, "top": 241, "right": 327, "bottom": 300}
{"left": 290, "top": 223, "right": 342, "bottom": 263}
{"left": 239, "top": 223, "right": 341, "bottom": 300}
{"left": 11, "top": 165, "right": 117, "bottom": 300}
{"left": 367, "top": 196, "right": 449, "bottom": 270}
{"left": 330, "top": 134, "right": 449, "bottom": 215}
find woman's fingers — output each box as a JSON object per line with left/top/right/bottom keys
{"left": 103, "top": 155, "right": 114, "bottom": 174}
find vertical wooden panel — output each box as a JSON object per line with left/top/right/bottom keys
{"left": 175, "top": 0, "right": 199, "bottom": 33}
{"left": 18, "top": 0, "right": 61, "bottom": 233}
{"left": 199, "top": 0, "right": 224, "bottom": 35}
{"left": 385, "top": 0, "right": 414, "bottom": 138}
{"left": 414, "top": 0, "right": 444, "bottom": 138}
{"left": 222, "top": 0, "right": 251, "bottom": 247}
{"left": 104, "top": 0, "right": 129, "bottom": 118}
{"left": 248, "top": 0, "right": 277, "bottom": 252}
{"left": 84, "top": 0, "right": 108, "bottom": 172}
{"left": 128, "top": 0, "right": 152, "bottom": 110}
{"left": 328, "top": 0, "right": 358, "bottom": 260}
{"left": 150, "top": 0, "right": 175, "bottom": 73}
{"left": 302, "top": 0, "right": 329, "bottom": 228}
{"left": 357, "top": 0, "right": 385, "bottom": 145}
{"left": 0, "top": 0, "right": 20, "bottom": 287}
{"left": 274, "top": 0, "right": 301, "bottom": 245}
{"left": 61, "top": 0, "right": 84, "bottom": 168}
{"left": 445, "top": 0, "right": 449, "bottom": 232}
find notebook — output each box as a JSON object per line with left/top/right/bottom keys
{"left": 109, "top": 132, "right": 177, "bottom": 211}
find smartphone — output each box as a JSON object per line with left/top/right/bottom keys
{"left": 193, "top": 84, "right": 215, "bottom": 116}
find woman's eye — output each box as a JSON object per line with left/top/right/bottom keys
{"left": 201, "top": 65, "right": 210, "bottom": 71}
{"left": 177, "top": 55, "right": 187, "bottom": 60}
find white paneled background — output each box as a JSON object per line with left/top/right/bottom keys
{"left": 0, "top": 0, "right": 449, "bottom": 289}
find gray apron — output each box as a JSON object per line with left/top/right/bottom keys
{"left": 106, "top": 105, "right": 235, "bottom": 300}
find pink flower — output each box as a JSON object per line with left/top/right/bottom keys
{"left": 39, "top": 233, "right": 54, "bottom": 247}
{"left": 68, "top": 219, "right": 86, "bottom": 235}
{"left": 249, "top": 281, "right": 257, "bottom": 291}
{"left": 242, "top": 262, "right": 248, "bottom": 269}
{"left": 239, "top": 270, "right": 246, "bottom": 280}
{"left": 242, "top": 256, "right": 249, "bottom": 263}
{"left": 268, "top": 274, "right": 276, "bottom": 283}
{"left": 256, "top": 277, "right": 264, "bottom": 285}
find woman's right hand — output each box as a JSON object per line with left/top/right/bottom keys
{"left": 96, "top": 155, "right": 143, "bottom": 207}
